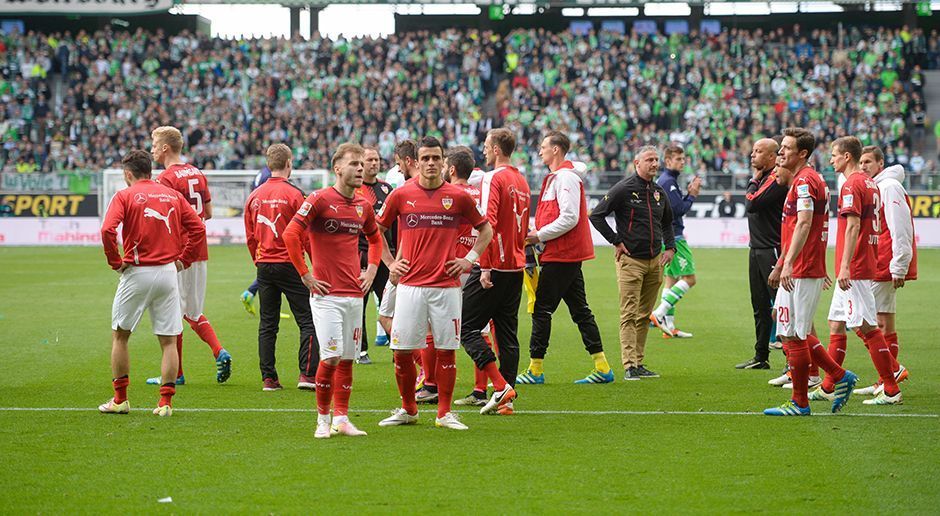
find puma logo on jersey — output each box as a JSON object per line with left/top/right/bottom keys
{"left": 257, "top": 213, "right": 282, "bottom": 239}
{"left": 406, "top": 200, "right": 417, "bottom": 208}
{"left": 328, "top": 205, "right": 339, "bottom": 213}
{"left": 144, "top": 207, "right": 175, "bottom": 233}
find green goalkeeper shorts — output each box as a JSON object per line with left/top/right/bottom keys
{"left": 663, "top": 239, "right": 695, "bottom": 278}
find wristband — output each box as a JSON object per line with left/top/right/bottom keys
{"left": 464, "top": 250, "right": 480, "bottom": 263}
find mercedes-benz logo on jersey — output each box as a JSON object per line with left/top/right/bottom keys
{"left": 134, "top": 193, "right": 147, "bottom": 204}
{"left": 251, "top": 199, "right": 261, "bottom": 211}
{"left": 324, "top": 219, "right": 340, "bottom": 233}
{"left": 406, "top": 213, "right": 419, "bottom": 228}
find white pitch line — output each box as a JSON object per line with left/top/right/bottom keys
{"left": 0, "top": 407, "right": 936, "bottom": 418}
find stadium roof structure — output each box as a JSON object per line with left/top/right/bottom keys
{"left": 184, "top": 0, "right": 894, "bottom": 5}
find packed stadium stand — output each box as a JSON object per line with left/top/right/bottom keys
{"left": 1, "top": 23, "right": 939, "bottom": 190}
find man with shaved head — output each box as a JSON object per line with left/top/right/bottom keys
{"left": 736, "top": 138, "right": 788, "bottom": 370}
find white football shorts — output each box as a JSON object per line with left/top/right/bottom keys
{"left": 311, "top": 294, "right": 363, "bottom": 361}
{"left": 774, "top": 278, "right": 824, "bottom": 340}
{"left": 871, "top": 281, "right": 897, "bottom": 314}
{"left": 112, "top": 263, "right": 182, "bottom": 335}
{"left": 378, "top": 280, "right": 396, "bottom": 318}
{"left": 390, "top": 285, "right": 462, "bottom": 351}
{"left": 828, "top": 279, "right": 878, "bottom": 329}
{"left": 177, "top": 260, "right": 207, "bottom": 320}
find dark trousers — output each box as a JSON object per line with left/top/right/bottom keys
{"left": 749, "top": 247, "right": 779, "bottom": 362}
{"left": 360, "top": 253, "right": 391, "bottom": 352}
{"left": 529, "top": 261, "right": 604, "bottom": 360}
{"left": 257, "top": 262, "right": 318, "bottom": 380}
{"left": 461, "top": 267, "right": 523, "bottom": 387}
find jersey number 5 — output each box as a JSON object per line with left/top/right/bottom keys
{"left": 187, "top": 178, "right": 203, "bottom": 216}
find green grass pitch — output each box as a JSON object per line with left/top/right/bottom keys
{"left": 0, "top": 246, "right": 937, "bottom": 513}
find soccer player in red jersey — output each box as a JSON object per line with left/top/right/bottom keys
{"left": 283, "top": 143, "right": 384, "bottom": 438}
{"left": 243, "top": 144, "right": 319, "bottom": 391}
{"left": 458, "top": 129, "right": 530, "bottom": 414}
{"left": 98, "top": 150, "right": 205, "bottom": 417}
{"left": 376, "top": 136, "right": 493, "bottom": 431}
{"left": 149, "top": 126, "right": 232, "bottom": 385}
{"left": 765, "top": 128, "right": 858, "bottom": 416}
{"left": 809, "top": 138, "right": 903, "bottom": 405}
{"left": 855, "top": 146, "right": 916, "bottom": 397}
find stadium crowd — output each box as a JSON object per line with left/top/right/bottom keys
{"left": 2, "top": 24, "right": 940, "bottom": 189}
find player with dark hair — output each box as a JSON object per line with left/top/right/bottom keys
{"left": 764, "top": 128, "right": 858, "bottom": 416}
{"left": 376, "top": 136, "right": 493, "bottom": 430}
{"left": 807, "top": 137, "right": 903, "bottom": 406}
{"left": 650, "top": 143, "right": 701, "bottom": 339}
{"left": 98, "top": 150, "right": 205, "bottom": 416}
{"left": 519, "top": 130, "right": 613, "bottom": 385}
{"left": 146, "top": 126, "right": 232, "bottom": 386}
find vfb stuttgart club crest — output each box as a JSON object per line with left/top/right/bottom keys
{"left": 441, "top": 197, "right": 453, "bottom": 210}
{"left": 654, "top": 191, "right": 661, "bottom": 202}
{"left": 356, "top": 205, "right": 363, "bottom": 218}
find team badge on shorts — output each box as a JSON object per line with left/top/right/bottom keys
{"left": 327, "top": 338, "right": 338, "bottom": 352}
{"left": 442, "top": 197, "right": 453, "bottom": 210}
{"left": 356, "top": 205, "right": 364, "bottom": 218}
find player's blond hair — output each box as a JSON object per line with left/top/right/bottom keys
{"left": 265, "top": 143, "right": 292, "bottom": 171}
{"left": 332, "top": 142, "right": 365, "bottom": 170}
{"left": 151, "top": 126, "right": 184, "bottom": 153}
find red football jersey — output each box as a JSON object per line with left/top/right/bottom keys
{"left": 452, "top": 181, "right": 482, "bottom": 257}
{"left": 377, "top": 181, "right": 486, "bottom": 288}
{"left": 835, "top": 172, "right": 880, "bottom": 279}
{"left": 479, "top": 165, "right": 531, "bottom": 271}
{"left": 780, "top": 167, "right": 829, "bottom": 278}
{"left": 289, "top": 187, "right": 377, "bottom": 297}
{"left": 101, "top": 179, "right": 205, "bottom": 269}
{"left": 244, "top": 177, "right": 306, "bottom": 264}
{"left": 157, "top": 163, "right": 211, "bottom": 262}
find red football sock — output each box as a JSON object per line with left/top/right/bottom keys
{"left": 394, "top": 352, "right": 418, "bottom": 415}
{"left": 332, "top": 360, "right": 353, "bottom": 417}
{"left": 482, "top": 361, "right": 507, "bottom": 391}
{"left": 885, "top": 332, "right": 900, "bottom": 371}
{"left": 176, "top": 333, "right": 184, "bottom": 378}
{"left": 863, "top": 330, "right": 900, "bottom": 396}
{"left": 421, "top": 335, "right": 437, "bottom": 387}
{"left": 820, "top": 333, "right": 848, "bottom": 392}
{"left": 806, "top": 334, "right": 844, "bottom": 382}
{"left": 159, "top": 383, "right": 175, "bottom": 407}
{"left": 185, "top": 315, "right": 223, "bottom": 357}
{"left": 473, "top": 366, "right": 487, "bottom": 392}
{"left": 112, "top": 375, "right": 129, "bottom": 404}
{"left": 828, "top": 333, "right": 848, "bottom": 366}
{"left": 315, "top": 361, "right": 336, "bottom": 416}
{"left": 787, "top": 340, "right": 811, "bottom": 408}
{"left": 435, "top": 350, "right": 457, "bottom": 418}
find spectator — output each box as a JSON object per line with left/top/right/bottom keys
{"left": 717, "top": 191, "right": 735, "bottom": 218}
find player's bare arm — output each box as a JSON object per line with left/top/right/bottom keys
{"left": 445, "top": 221, "right": 493, "bottom": 277}
{"left": 838, "top": 214, "right": 861, "bottom": 291}
{"left": 203, "top": 201, "right": 213, "bottom": 221}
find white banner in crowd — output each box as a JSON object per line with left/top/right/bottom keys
{"left": 0, "top": 0, "right": 173, "bottom": 14}
{"left": 2, "top": 217, "right": 940, "bottom": 248}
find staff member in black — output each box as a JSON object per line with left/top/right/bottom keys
{"left": 355, "top": 146, "right": 395, "bottom": 365}
{"left": 590, "top": 145, "right": 675, "bottom": 380}
{"left": 735, "top": 137, "right": 787, "bottom": 370}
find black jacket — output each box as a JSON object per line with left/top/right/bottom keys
{"left": 745, "top": 170, "right": 787, "bottom": 250}
{"left": 589, "top": 173, "right": 675, "bottom": 260}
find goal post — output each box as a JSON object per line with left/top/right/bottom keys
{"left": 100, "top": 169, "right": 331, "bottom": 220}
{"left": 99, "top": 169, "right": 331, "bottom": 244}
